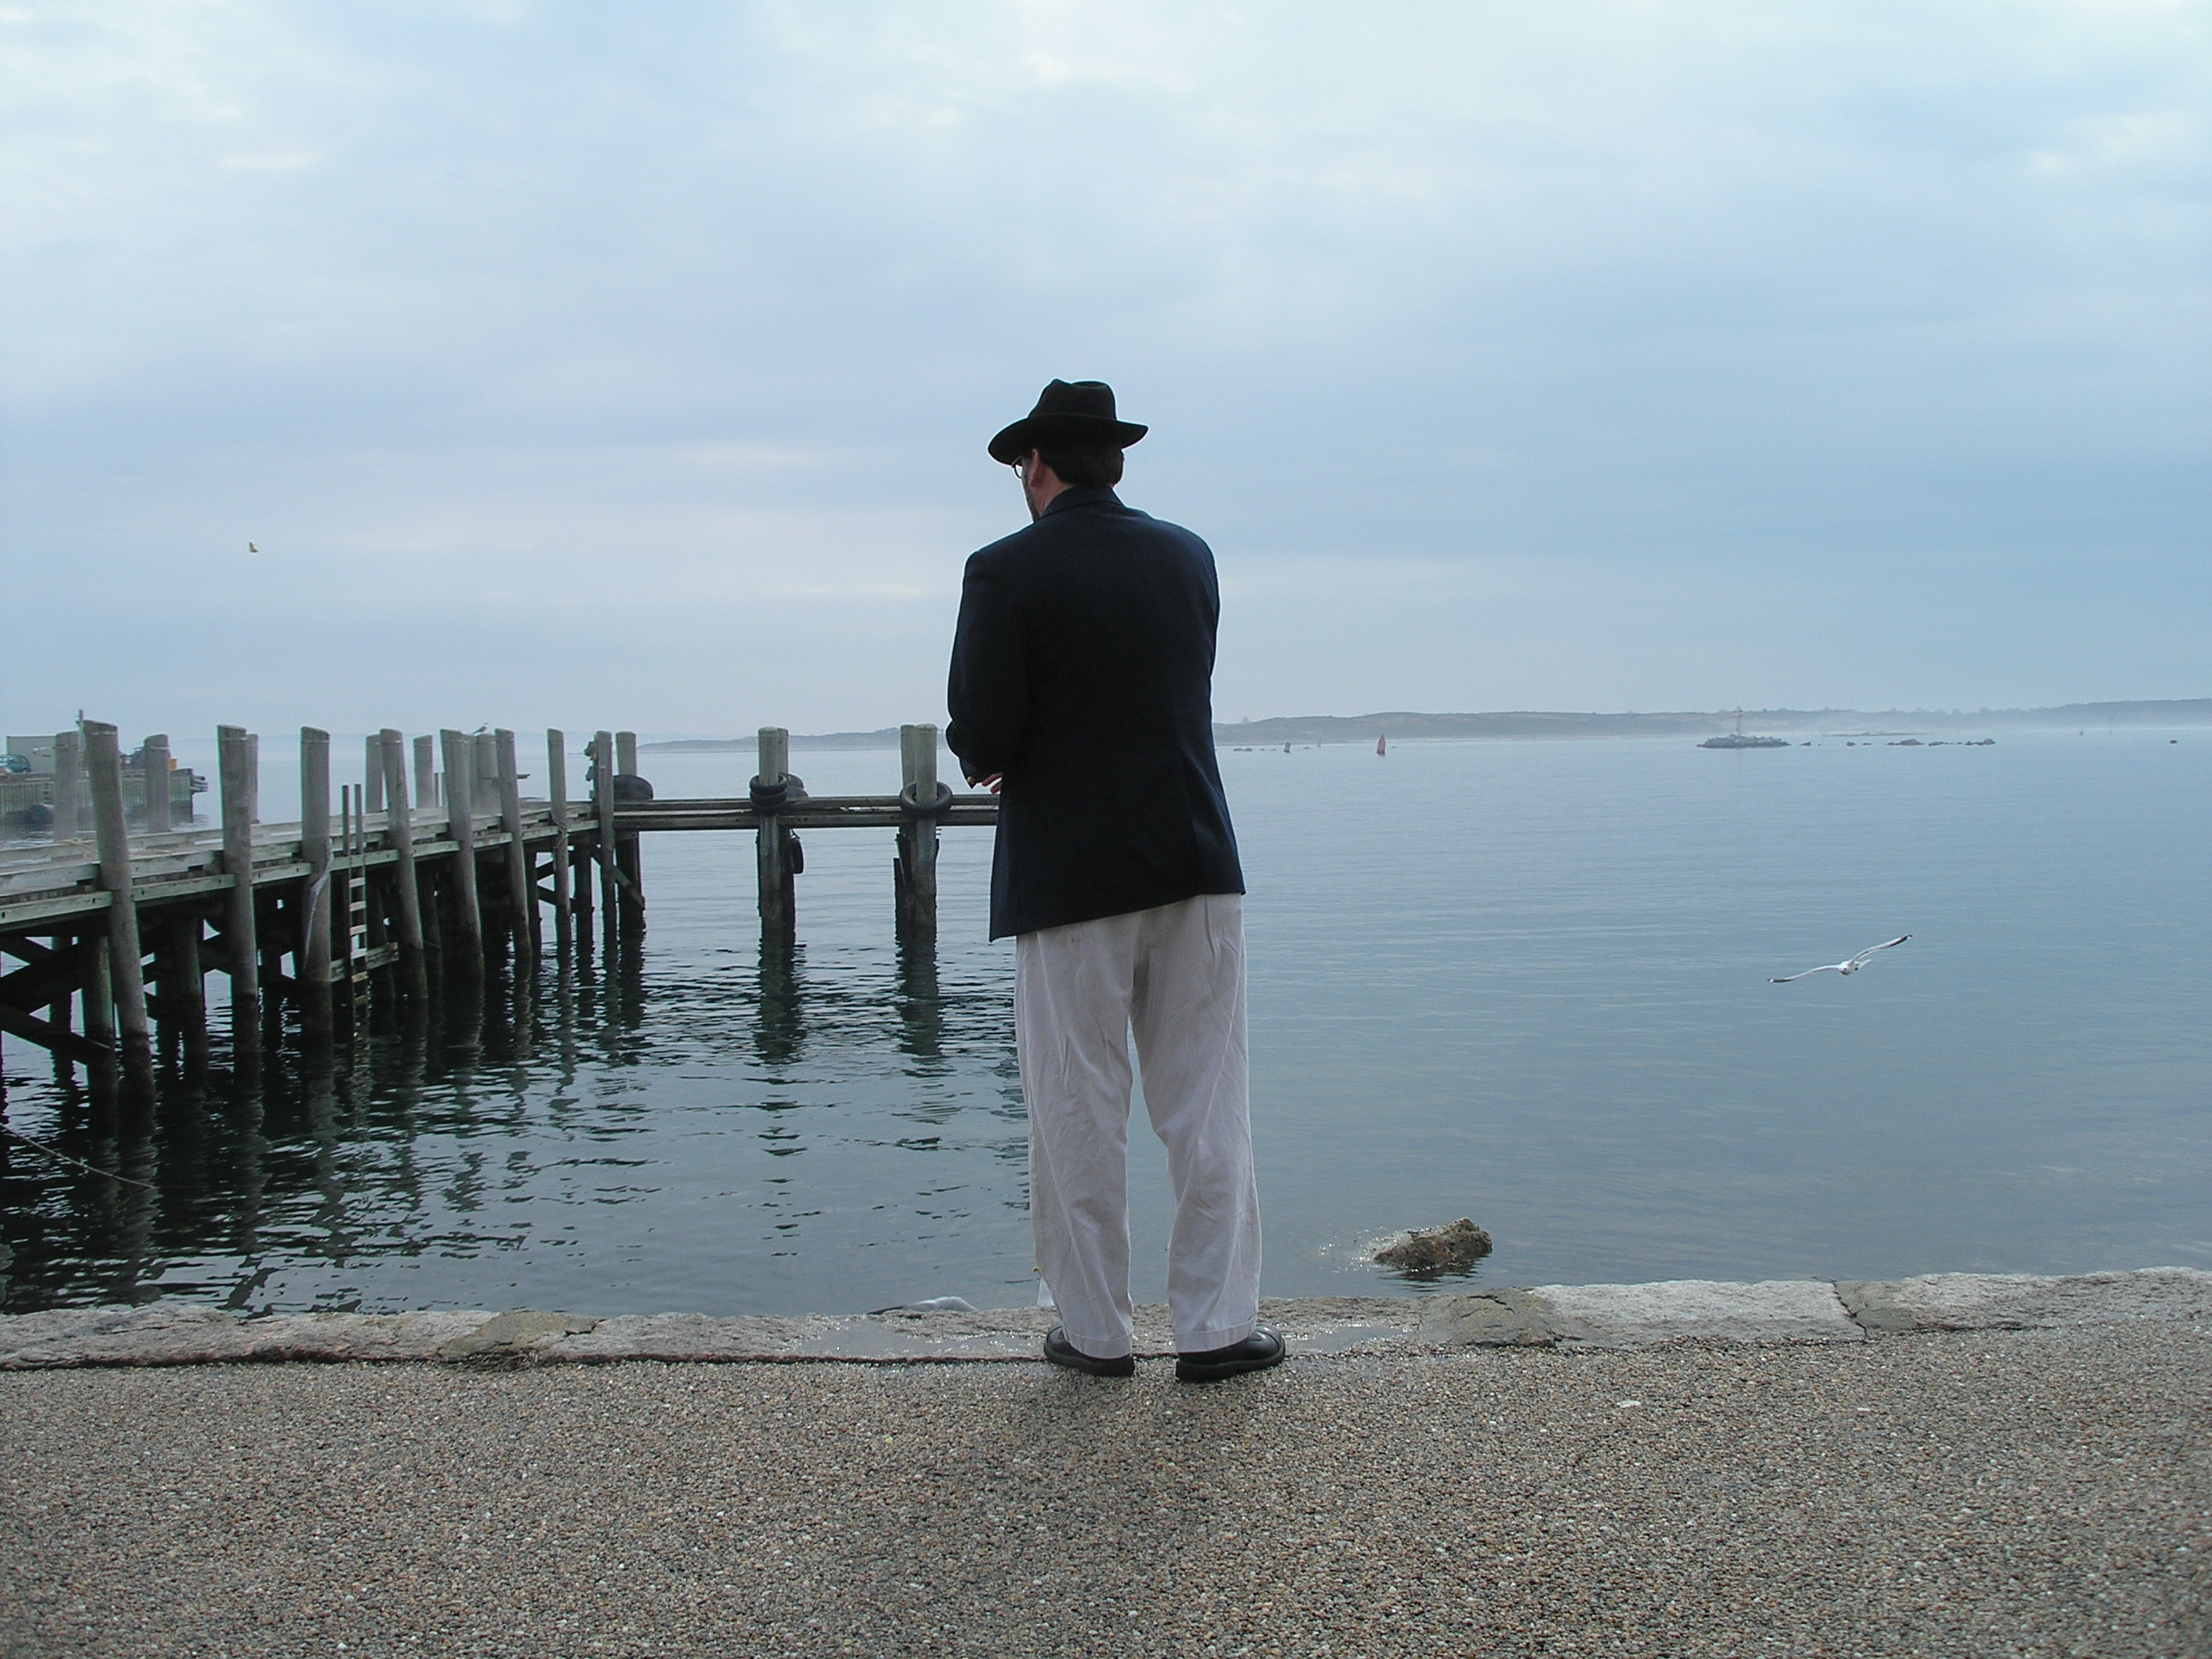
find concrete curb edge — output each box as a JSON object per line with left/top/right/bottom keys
{"left": 2, "top": 1268, "right": 2206, "bottom": 1372}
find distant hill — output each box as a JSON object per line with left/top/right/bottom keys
{"left": 1218, "top": 700, "right": 2212, "bottom": 744}
{"left": 642, "top": 699, "right": 2211, "bottom": 754}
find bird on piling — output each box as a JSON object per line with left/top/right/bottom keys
{"left": 1771, "top": 936, "right": 1911, "bottom": 983}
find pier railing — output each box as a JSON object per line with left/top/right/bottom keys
{"left": 0, "top": 721, "right": 992, "bottom": 1095}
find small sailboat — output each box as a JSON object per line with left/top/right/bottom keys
{"left": 1376, "top": 733, "right": 1387, "bottom": 756}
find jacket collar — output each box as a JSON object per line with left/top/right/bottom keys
{"left": 1041, "top": 486, "right": 1124, "bottom": 518}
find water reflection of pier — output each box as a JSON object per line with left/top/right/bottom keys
{"left": 0, "top": 902, "right": 992, "bottom": 1313}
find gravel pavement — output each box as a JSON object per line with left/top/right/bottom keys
{"left": 2, "top": 1322, "right": 2206, "bottom": 1658}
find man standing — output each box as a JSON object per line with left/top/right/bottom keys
{"left": 946, "top": 379, "right": 1282, "bottom": 1383}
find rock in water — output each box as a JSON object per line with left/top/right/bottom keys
{"left": 1372, "top": 1219, "right": 1493, "bottom": 1278}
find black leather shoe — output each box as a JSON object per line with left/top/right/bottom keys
{"left": 1043, "top": 1326, "right": 1135, "bottom": 1377}
{"left": 1176, "top": 1328, "right": 1286, "bottom": 1382}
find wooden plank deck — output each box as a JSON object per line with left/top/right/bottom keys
{"left": 0, "top": 806, "right": 591, "bottom": 932}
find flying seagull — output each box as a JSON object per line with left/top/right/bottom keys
{"left": 247, "top": 541, "right": 259, "bottom": 554}
{"left": 1771, "top": 936, "right": 1910, "bottom": 982}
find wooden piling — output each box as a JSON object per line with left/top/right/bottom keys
{"left": 83, "top": 723, "right": 155, "bottom": 1091}
{"left": 364, "top": 735, "right": 384, "bottom": 813}
{"left": 473, "top": 733, "right": 498, "bottom": 802}
{"left": 169, "top": 912, "right": 207, "bottom": 1069}
{"left": 615, "top": 730, "right": 644, "bottom": 934}
{"left": 754, "top": 726, "right": 795, "bottom": 938}
{"left": 495, "top": 729, "right": 534, "bottom": 956}
{"left": 259, "top": 883, "right": 288, "bottom": 1028}
{"left": 471, "top": 732, "right": 504, "bottom": 946}
{"left": 218, "top": 725, "right": 261, "bottom": 1066}
{"left": 51, "top": 730, "right": 84, "bottom": 841}
{"left": 546, "top": 730, "right": 573, "bottom": 954}
{"left": 80, "top": 934, "right": 114, "bottom": 1046}
{"left": 570, "top": 743, "right": 596, "bottom": 953}
{"left": 39, "top": 945, "right": 74, "bottom": 1079}
{"left": 439, "top": 730, "right": 485, "bottom": 971}
{"left": 413, "top": 734, "right": 438, "bottom": 810}
{"left": 895, "top": 723, "right": 944, "bottom": 938}
{"left": 592, "top": 731, "right": 620, "bottom": 944}
{"left": 378, "top": 730, "right": 431, "bottom": 1002}
{"left": 300, "top": 728, "right": 335, "bottom": 1037}
{"left": 141, "top": 734, "right": 172, "bottom": 834}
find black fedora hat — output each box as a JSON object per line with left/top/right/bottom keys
{"left": 987, "top": 379, "right": 1148, "bottom": 464}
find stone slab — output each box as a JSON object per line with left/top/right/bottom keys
{"left": 1523, "top": 1278, "right": 1864, "bottom": 1348}
{"left": 1417, "top": 1288, "right": 1558, "bottom": 1347}
{"left": 1835, "top": 1267, "right": 2212, "bottom": 1334}
{"left": 0, "top": 1305, "right": 488, "bottom": 1369}
{"left": 437, "top": 1308, "right": 601, "bottom": 1362}
{"left": 4, "top": 1271, "right": 2203, "bottom": 1370}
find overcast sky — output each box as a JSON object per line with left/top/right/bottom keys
{"left": 3, "top": 1, "right": 2205, "bottom": 740}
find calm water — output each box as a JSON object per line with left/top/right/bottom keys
{"left": 3, "top": 731, "right": 2206, "bottom": 1316}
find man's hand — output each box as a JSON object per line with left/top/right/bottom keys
{"left": 977, "top": 773, "right": 1003, "bottom": 795}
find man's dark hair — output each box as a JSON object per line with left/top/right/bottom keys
{"left": 1034, "top": 441, "right": 1125, "bottom": 490}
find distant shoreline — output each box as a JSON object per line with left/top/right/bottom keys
{"left": 641, "top": 698, "right": 2211, "bottom": 753}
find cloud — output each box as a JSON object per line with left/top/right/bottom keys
{"left": 1, "top": 0, "right": 2205, "bottom": 736}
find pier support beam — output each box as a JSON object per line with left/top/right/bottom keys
{"left": 300, "top": 728, "right": 335, "bottom": 1038}
{"left": 895, "top": 723, "right": 946, "bottom": 940}
{"left": 570, "top": 741, "right": 595, "bottom": 954}
{"left": 496, "top": 729, "right": 534, "bottom": 960}
{"left": 166, "top": 912, "right": 207, "bottom": 1070}
{"left": 140, "top": 734, "right": 172, "bottom": 835}
{"left": 378, "top": 730, "right": 431, "bottom": 1004}
{"left": 412, "top": 734, "right": 438, "bottom": 812}
{"left": 754, "top": 726, "right": 797, "bottom": 941}
{"left": 84, "top": 724, "right": 154, "bottom": 1093}
{"left": 545, "top": 731, "right": 573, "bottom": 955}
{"left": 615, "top": 731, "right": 645, "bottom": 936}
{"left": 52, "top": 731, "right": 85, "bottom": 841}
{"left": 591, "top": 731, "right": 621, "bottom": 947}
{"left": 439, "top": 730, "right": 485, "bottom": 976}
{"left": 473, "top": 733, "right": 499, "bottom": 817}
{"left": 80, "top": 934, "right": 114, "bottom": 1053}
{"left": 218, "top": 726, "right": 261, "bottom": 1072}
{"left": 473, "top": 732, "right": 504, "bottom": 952}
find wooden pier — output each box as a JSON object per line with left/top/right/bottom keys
{"left": 0, "top": 722, "right": 992, "bottom": 1095}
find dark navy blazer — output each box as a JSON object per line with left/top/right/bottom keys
{"left": 946, "top": 487, "right": 1245, "bottom": 940}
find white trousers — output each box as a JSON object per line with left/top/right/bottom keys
{"left": 1016, "top": 894, "right": 1261, "bottom": 1359}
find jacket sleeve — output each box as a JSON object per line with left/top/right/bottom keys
{"left": 945, "top": 550, "right": 1027, "bottom": 785}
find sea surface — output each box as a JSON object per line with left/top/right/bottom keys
{"left": 3, "top": 729, "right": 2206, "bottom": 1316}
